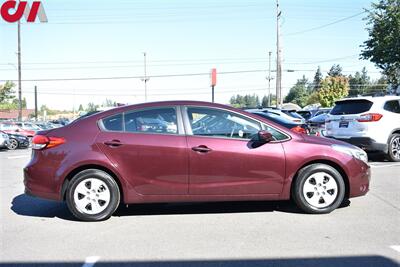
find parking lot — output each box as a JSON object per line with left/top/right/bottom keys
{"left": 0, "top": 148, "right": 398, "bottom": 267}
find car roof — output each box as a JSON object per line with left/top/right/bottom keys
{"left": 337, "top": 95, "right": 400, "bottom": 104}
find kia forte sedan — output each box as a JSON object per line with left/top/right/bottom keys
{"left": 24, "top": 101, "right": 370, "bottom": 221}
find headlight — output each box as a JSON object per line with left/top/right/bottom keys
{"left": 331, "top": 144, "right": 368, "bottom": 164}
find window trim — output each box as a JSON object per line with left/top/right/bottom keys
{"left": 98, "top": 105, "right": 184, "bottom": 136}
{"left": 181, "top": 105, "right": 291, "bottom": 142}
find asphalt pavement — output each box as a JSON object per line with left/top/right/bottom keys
{"left": 0, "top": 148, "right": 399, "bottom": 267}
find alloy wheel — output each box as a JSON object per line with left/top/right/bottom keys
{"left": 7, "top": 139, "right": 18, "bottom": 150}
{"left": 391, "top": 136, "right": 400, "bottom": 160}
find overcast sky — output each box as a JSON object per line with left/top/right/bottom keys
{"left": 0, "top": 0, "right": 381, "bottom": 110}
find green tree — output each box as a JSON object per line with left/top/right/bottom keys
{"left": 0, "top": 81, "right": 16, "bottom": 103}
{"left": 327, "top": 64, "right": 343, "bottom": 77}
{"left": 230, "top": 94, "right": 259, "bottom": 108}
{"left": 86, "top": 102, "right": 98, "bottom": 112}
{"left": 317, "top": 76, "right": 349, "bottom": 107}
{"left": 312, "top": 66, "right": 323, "bottom": 91}
{"left": 103, "top": 98, "right": 116, "bottom": 107}
{"left": 78, "top": 104, "right": 84, "bottom": 111}
{"left": 261, "top": 95, "right": 269, "bottom": 107}
{"left": 284, "top": 76, "right": 309, "bottom": 107}
{"left": 361, "top": 0, "right": 400, "bottom": 90}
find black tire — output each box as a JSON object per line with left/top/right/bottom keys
{"left": 6, "top": 138, "right": 19, "bottom": 150}
{"left": 292, "top": 164, "right": 345, "bottom": 214}
{"left": 66, "top": 169, "right": 120, "bottom": 221}
{"left": 387, "top": 133, "right": 400, "bottom": 162}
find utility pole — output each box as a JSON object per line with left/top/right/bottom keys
{"left": 267, "top": 51, "right": 273, "bottom": 107}
{"left": 34, "top": 86, "right": 38, "bottom": 121}
{"left": 276, "top": 0, "right": 282, "bottom": 108}
{"left": 17, "top": 20, "right": 22, "bottom": 120}
{"left": 142, "top": 52, "right": 149, "bottom": 102}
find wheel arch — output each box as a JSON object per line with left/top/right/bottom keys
{"left": 61, "top": 164, "right": 125, "bottom": 203}
{"left": 290, "top": 159, "right": 350, "bottom": 200}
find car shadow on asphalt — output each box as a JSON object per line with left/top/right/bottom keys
{"left": 11, "top": 193, "right": 352, "bottom": 221}
{"left": 11, "top": 194, "right": 76, "bottom": 221}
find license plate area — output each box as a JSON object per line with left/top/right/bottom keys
{"left": 339, "top": 121, "right": 349, "bottom": 128}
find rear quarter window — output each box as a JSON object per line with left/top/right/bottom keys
{"left": 102, "top": 114, "right": 123, "bottom": 131}
{"left": 384, "top": 100, "right": 400, "bottom": 114}
{"left": 330, "top": 100, "right": 373, "bottom": 115}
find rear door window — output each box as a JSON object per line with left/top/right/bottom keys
{"left": 124, "top": 107, "right": 178, "bottom": 134}
{"left": 330, "top": 100, "right": 373, "bottom": 115}
{"left": 384, "top": 100, "right": 400, "bottom": 114}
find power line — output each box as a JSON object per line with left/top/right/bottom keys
{"left": 284, "top": 11, "right": 367, "bottom": 36}
{"left": 0, "top": 68, "right": 383, "bottom": 83}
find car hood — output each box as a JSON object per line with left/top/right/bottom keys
{"left": 301, "top": 134, "right": 355, "bottom": 148}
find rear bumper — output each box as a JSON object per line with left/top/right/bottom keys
{"left": 23, "top": 165, "right": 61, "bottom": 201}
{"left": 326, "top": 136, "right": 388, "bottom": 153}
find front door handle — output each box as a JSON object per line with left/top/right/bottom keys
{"left": 104, "top": 140, "right": 123, "bottom": 147}
{"left": 192, "top": 145, "right": 212, "bottom": 153}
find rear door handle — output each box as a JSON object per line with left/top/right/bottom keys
{"left": 192, "top": 145, "right": 212, "bottom": 153}
{"left": 104, "top": 140, "right": 123, "bottom": 147}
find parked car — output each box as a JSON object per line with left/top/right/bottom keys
{"left": 25, "top": 101, "right": 370, "bottom": 221}
{"left": 34, "top": 122, "right": 61, "bottom": 130}
{"left": 6, "top": 132, "right": 30, "bottom": 150}
{"left": 254, "top": 108, "right": 305, "bottom": 124}
{"left": 298, "top": 108, "right": 332, "bottom": 121}
{"left": 325, "top": 96, "right": 400, "bottom": 161}
{"left": 280, "top": 109, "right": 306, "bottom": 123}
{"left": 308, "top": 113, "right": 329, "bottom": 136}
{"left": 0, "top": 131, "right": 10, "bottom": 149}
{"left": 246, "top": 110, "right": 310, "bottom": 134}
{"left": 0, "top": 122, "right": 36, "bottom": 138}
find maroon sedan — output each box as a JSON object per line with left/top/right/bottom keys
{"left": 24, "top": 101, "right": 370, "bottom": 221}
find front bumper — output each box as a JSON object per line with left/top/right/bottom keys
{"left": 326, "top": 136, "right": 388, "bottom": 153}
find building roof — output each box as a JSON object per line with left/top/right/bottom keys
{"left": 0, "top": 109, "right": 35, "bottom": 120}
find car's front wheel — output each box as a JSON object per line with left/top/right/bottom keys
{"left": 293, "top": 164, "right": 345, "bottom": 214}
{"left": 387, "top": 133, "right": 400, "bottom": 162}
{"left": 66, "top": 169, "right": 120, "bottom": 221}
{"left": 6, "top": 138, "right": 19, "bottom": 150}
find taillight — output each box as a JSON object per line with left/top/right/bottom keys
{"left": 32, "top": 135, "right": 65, "bottom": 150}
{"left": 291, "top": 126, "right": 307, "bottom": 134}
{"left": 357, "top": 113, "right": 383, "bottom": 122}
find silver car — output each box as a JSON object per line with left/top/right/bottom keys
{"left": 0, "top": 131, "right": 10, "bottom": 149}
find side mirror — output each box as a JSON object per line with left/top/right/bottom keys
{"left": 251, "top": 130, "right": 274, "bottom": 144}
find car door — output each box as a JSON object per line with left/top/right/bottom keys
{"left": 184, "top": 106, "right": 286, "bottom": 195}
{"left": 95, "top": 106, "right": 189, "bottom": 195}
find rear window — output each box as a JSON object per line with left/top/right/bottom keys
{"left": 297, "top": 111, "right": 312, "bottom": 120}
{"left": 330, "top": 100, "right": 373, "bottom": 115}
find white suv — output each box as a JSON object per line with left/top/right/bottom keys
{"left": 325, "top": 96, "right": 400, "bottom": 161}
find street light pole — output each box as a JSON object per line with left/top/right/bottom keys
{"left": 276, "top": 0, "right": 282, "bottom": 108}
{"left": 17, "top": 20, "right": 22, "bottom": 120}
{"left": 142, "top": 52, "right": 149, "bottom": 102}
{"left": 267, "top": 51, "right": 272, "bottom": 107}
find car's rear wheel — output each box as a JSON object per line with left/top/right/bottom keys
{"left": 293, "top": 164, "right": 345, "bottom": 214}
{"left": 387, "top": 133, "right": 400, "bottom": 162}
{"left": 6, "top": 138, "right": 19, "bottom": 150}
{"left": 66, "top": 169, "right": 120, "bottom": 221}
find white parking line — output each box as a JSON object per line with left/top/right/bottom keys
{"left": 370, "top": 163, "right": 400, "bottom": 168}
{"left": 390, "top": 245, "right": 400, "bottom": 253}
{"left": 82, "top": 256, "right": 100, "bottom": 267}
{"left": 7, "top": 155, "right": 30, "bottom": 159}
